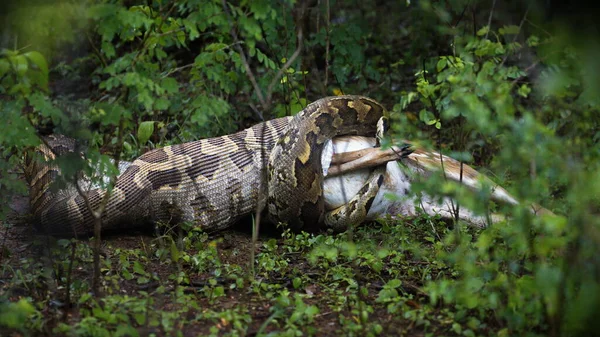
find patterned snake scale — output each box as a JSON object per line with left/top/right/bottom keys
{"left": 267, "top": 95, "right": 407, "bottom": 231}
{"left": 25, "top": 95, "right": 410, "bottom": 237}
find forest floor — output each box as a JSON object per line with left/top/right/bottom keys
{"left": 1, "top": 190, "right": 492, "bottom": 337}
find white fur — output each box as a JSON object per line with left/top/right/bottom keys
{"left": 322, "top": 136, "right": 502, "bottom": 227}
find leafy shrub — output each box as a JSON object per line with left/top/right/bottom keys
{"left": 1, "top": 0, "right": 599, "bottom": 336}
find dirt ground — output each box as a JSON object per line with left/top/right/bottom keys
{"left": 1, "top": 190, "right": 466, "bottom": 336}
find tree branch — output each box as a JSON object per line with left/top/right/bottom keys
{"left": 484, "top": 0, "right": 497, "bottom": 40}
{"left": 221, "top": 0, "right": 267, "bottom": 108}
{"left": 265, "top": 29, "right": 303, "bottom": 106}
{"left": 499, "top": 5, "right": 530, "bottom": 68}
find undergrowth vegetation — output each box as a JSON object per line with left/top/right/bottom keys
{"left": 1, "top": 0, "right": 599, "bottom": 336}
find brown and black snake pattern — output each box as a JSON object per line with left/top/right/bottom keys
{"left": 25, "top": 117, "right": 291, "bottom": 236}
{"left": 267, "top": 96, "right": 394, "bottom": 230}
{"left": 25, "top": 96, "right": 407, "bottom": 237}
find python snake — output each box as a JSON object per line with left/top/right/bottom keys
{"left": 25, "top": 95, "right": 410, "bottom": 236}
{"left": 267, "top": 95, "right": 394, "bottom": 231}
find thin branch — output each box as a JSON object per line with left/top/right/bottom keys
{"left": 509, "top": 48, "right": 561, "bottom": 87}
{"left": 73, "top": 116, "right": 125, "bottom": 296}
{"left": 162, "top": 41, "right": 244, "bottom": 79}
{"left": 222, "top": 0, "right": 304, "bottom": 110}
{"left": 265, "top": 29, "right": 303, "bottom": 105}
{"left": 161, "top": 63, "right": 194, "bottom": 78}
{"left": 221, "top": 0, "right": 267, "bottom": 107}
{"left": 525, "top": 18, "right": 553, "bottom": 37}
{"left": 86, "top": 32, "right": 107, "bottom": 68}
{"left": 454, "top": 161, "right": 464, "bottom": 224}
{"left": 484, "top": 0, "right": 497, "bottom": 40}
{"left": 131, "top": 2, "right": 178, "bottom": 69}
{"left": 64, "top": 240, "right": 77, "bottom": 310}
{"left": 510, "top": 60, "right": 540, "bottom": 86}
{"left": 499, "top": 5, "right": 530, "bottom": 68}
{"left": 248, "top": 102, "right": 264, "bottom": 120}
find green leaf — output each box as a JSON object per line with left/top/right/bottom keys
{"left": 78, "top": 293, "right": 92, "bottom": 305}
{"left": 213, "top": 286, "right": 225, "bottom": 297}
{"left": 10, "top": 54, "right": 28, "bottom": 76}
{"left": 476, "top": 26, "right": 489, "bottom": 36}
{"left": 499, "top": 25, "right": 520, "bottom": 35}
{"left": 101, "top": 41, "right": 116, "bottom": 58}
{"left": 137, "top": 121, "right": 154, "bottom": 144}
{"left": 160, "top": 77, "right": 179, "bottom": 94}
{"left": 134, "top": 313, "right": 146, "bottom": 325}
{"left": 250, "top": 0, "right": 270, "bottom": 20}
{"left": 115, "top": 325, "right": 139, "bottom": 337}
{"left": 518, "top": 84, "right": 531, "bottom": 98}
{"left": 0, "top": 58, "right": 10, "bottom": 78}
{"left": 0, "top": 299, "right": 36, "bottom": 328}
{"left": 23, "top": 51, "right": 48, "bottom": 77}
{"left": 29, "top": 93, "right": 65, "bottom": 123}
{"left": 170, "top": 240, "right": 180, "bottom": 262}
{"left": 132, "top": 261, "right": 146, "bottom": 275}
{"left": 527, "top": 35, "right": 540, "bottom": 47}
{"left": 183, "top": 18, "right": 200, "bottom": 40}
{"left": 437, "top": 57, "right": 447, "bottom": 72}
{"left": 121, "top": 269, "right": 133, "bottom": 280}
{"left": 386, "top": 279, "right": 402, "bottom": 288}
{"left": 304, "top": 305, "right": 320, "bottom": 317}
{"left": 476, "top": 231, "right": 493, "bottom": 252}
{"left": 419, "top": 109, "right": 435, "bottom": 124}
{"left": 154, "top": 97, "right": 170, "bottom": 110}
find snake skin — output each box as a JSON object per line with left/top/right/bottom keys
{"left": 25, "top": 117, "right": 291, "bottom": 236}
{"left": 24, "top": 95, "right": 407, "bottom": 236}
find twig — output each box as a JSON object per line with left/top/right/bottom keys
{"left": 265, "top": 29, "right": 303, "bottom": 105}
{"left": 509, "top": 60, "right": 540, "bottom": 86}
{"left": 248, "top": 102, "right": 264, "bottom": 120}
{"left": 250, "top": 121, "right": 271, "bottom": 280}
{"left": 161, "top": 63, "right": 194, "bottom": 78}
{"left": 525, "top": 18, "right": 553, "bottom": 37}
{"left": 454, "top": 161, "right": 464, "bottom": 224}
{"left": 484, "top": 0, "right": 497, "bottom": 40}
{"left": 131, "top": 2, "right": 178, "bottom": 69}
{"left": 64, "top": 240, "right": 77, "bottom": 310}
{"left": 75, "top": 116, "right": 126, "bottom": 296}
{"left": 509, "top": 48, "right": 561, "bottom": 87}
{"left": 221, "top": 0, "right": 267, "bottom": 107}
{"left": 222, "top": 0, "right": 304, "bottom": 110}
{"left": 86, "top": 32, "right": 107, "bottom": 68}
{"left": 499, "top": 5, "right": 530, "bottom": 68}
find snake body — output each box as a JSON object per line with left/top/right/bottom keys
{"left": 26, "top": 117, "right": 291, "bottom": 236}
{"left": 25, "top": 96, "right": 400, "bottom": 236}
{"left": 267, "top": 96, "right": 390, "bottom": 231}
